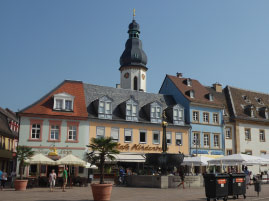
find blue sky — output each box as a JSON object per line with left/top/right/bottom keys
{"left": 1, "top": 1, "right": 269, "bottom": 111}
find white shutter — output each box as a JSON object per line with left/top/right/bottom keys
{"left": 176, "top": 133, "right": 182, "bottom": 140}
{"left": 125, "top": 129, "right": 131, "bottom": 136}
{"left": 111, "top": 128, "right": 119, "bottom": 140}
{"left": 97, "top": 127, "right": 105, "bottom": 137}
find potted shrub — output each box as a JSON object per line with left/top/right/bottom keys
{"left": 87, "top": 137, "right": 119, "bottom": 201}
{"left": 14, "top": 146, "right": 34, "bottom": 191}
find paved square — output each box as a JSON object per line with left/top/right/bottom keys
{"left": 1, "top": 185, "right": 269, "bottom": 201}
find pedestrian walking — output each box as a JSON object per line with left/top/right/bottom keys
{"left": 244, "top": 166, "right": 250, "bottom": 189}
{"left": 177, "top": 166, "right": 185, "bottom": 189}
{"left": 1, "top": 171, "right": 8, "bottom": 190}
{"left": 49, "top": 169, "right": 57, "bottom": 192}
{"left": 10, "top": 170, "right": 16, "bottom": 188}
{"left": 62, "top": 167, "right": 68, "bottom": 192}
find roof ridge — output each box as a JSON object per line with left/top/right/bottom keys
{"left": 83, "top": 82, "right": 169, "bottom": 97}
{"left": 167, "top": 74, "right": 200, "bottom": 83}
{"left": 228, "top": 85, "right": 269, "bottom": 96}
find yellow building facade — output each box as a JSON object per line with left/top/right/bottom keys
{"left": 89, "top": 120, "right": 190, "bottom": 155}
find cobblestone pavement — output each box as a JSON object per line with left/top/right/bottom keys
{"left": 1, "top": 185, "right": 269, "bottom": 201}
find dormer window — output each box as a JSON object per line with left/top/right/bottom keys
{"left": 53, "top": 93, "right": 74, "bottom": 111}
{"left": 150, "top": 102, "right": 162, "bottom": 123}
{"left": 242, "top": 95, "right": 251, "bottom": 103}
{"left": 173, "top": 105, "right": 184, "bottom": 125}
{"left": 257, "top": 98, "right": 264, "bottom": 105}
{"left": 125, "top": 98, "right": 138, "bottom": 121}
{"left": 209, "top": 93, "right": 213, "bottom": 101}
{"left": 190, "top": 90, "right": 195, "bottom": 98}
{"left": 98, "top": 96, "right": 112, "bottom": 119}
{"left": 250, "top": 105, "right": 255, "bottom": 117}
{"left": 187, "top": 78, "right": 192, "bottom": 87}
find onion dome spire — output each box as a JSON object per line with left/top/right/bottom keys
{"left": 119, "top": 10, "right": 148, "bottom": 69}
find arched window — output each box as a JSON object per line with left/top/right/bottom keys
{"left": 134, "top": 76, "right": 138, "bottom": 90}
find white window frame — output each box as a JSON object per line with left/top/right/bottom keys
{"left": 213, "top": 134, "right": 220, "bottom": 147}
{"left": 245, "top": 128, "right": 251, "bottom": 140}
{"left": 225, "top": 127, "right": 232, "bottom": 139}
{"left": 124, "top": 128, "right": 132, "bottom": 143}
{"left": 203, "top": 133, "right": 210, "bottom": 147}
{"left": 175, "top": 132, "right": 183, "bottom": 146}
{"left": 111, "top": 128, "right": 119, "bottom": 142}
{"left": 31, "top": 124, "right": 41, "bottom": 139}
{"left": 173, "top": 108, "right": 183, "bottom": 121}
{"left": 166, "top": 132, "right": 172, "bottom": 144}
{"left": 151, "top": 106, "right": 161, "bottom": 118}
{"left": 213, "top": 113, "right": 219, "bottom": 124}
{"left": 203, "top": 112, "right": 209, "bottom": 123}
{"left": 260, "top": 130, "right": 265, "bottom": 142}
{"left": 68, "top": 125, "right": 77, "bottom": 141}
{"left": 190, "top": 90, "right": 194, "bottom": 98}
{"left": 193, "top": 132, "right": 200, "bottom": 147}
{"left": 125, "top": 99, "right": 138, "bottom": 121}
{"left": 99, "top": 101, "right": 112, "bottom": 115}
{"left": 139, "top": 130, "right": 147, "bottom": 144}
{"left": 96, "top": 127, "right": 105, "bottom": 139}
{"left": 53, "top": 93, "right": 74, "bottom": 111}
{"left": 152, "top": 131, "right": 160, "bottom": 144}
{"left": 193, "top": 111, "right": 199, "bottom": 122}
{"left": 50, "top": 125, "right": 59, "bottom": 140}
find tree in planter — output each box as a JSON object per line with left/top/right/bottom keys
{"left": 87, "top": 137, "right": 119, "bottom": 184}
{"left": 16, "top": 146, "right": 34, "bottom": 180}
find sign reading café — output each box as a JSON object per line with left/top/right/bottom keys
{"left": 116, "top": 143, "right": 164, "bottom": 152}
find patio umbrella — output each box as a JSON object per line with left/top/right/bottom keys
{"left": 85, "top": 162, "right": 98, "bottom": 169}
{"left": 182, "top": 156, "right": 212, "bottom": 166}
{"left": 56, "top": 154, "right": 86, "bottom": 166}
{"left": 209, "top": 154, "right": 269, "bottom": 166}
{"left": 25, "top": 153, "right": 56, "bottom": 165}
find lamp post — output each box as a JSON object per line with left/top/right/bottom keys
{"left": 161, "top": 111, "right": 168, "bottom": 153}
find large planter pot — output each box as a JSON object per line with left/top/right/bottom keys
{"left": 91, "top": 183, "right": 113, "bottom": 201}
{"left": 14, "top": 180, "right": 28, "bottom": 191}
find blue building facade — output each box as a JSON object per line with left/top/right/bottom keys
{"left": 159, "top": 74, "right": 225, "bottom": 156}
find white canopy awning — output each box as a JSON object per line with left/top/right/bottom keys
{"left": 182, "top": 156, "right": 212, "bottom": 166}
{"left": 209, "top": 154, "right": 269, "bottom": 166}
{"left": 25, "top": 153, "right": 56, "bottom": 165}
{"left": 111, "top": 153, "right": 145, "bottom": 163}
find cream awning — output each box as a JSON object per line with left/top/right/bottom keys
{"left": 56, "top": 154, "right": 86, "bottom": 166}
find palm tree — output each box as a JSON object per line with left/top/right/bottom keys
{"left": 16, "top": 146, "right": 34, "bottom": 180}
{"left": 87, "top": 137, "right": 119, "bottom": 184}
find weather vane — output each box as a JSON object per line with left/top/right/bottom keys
{"left": 133, "top": 8, "right": 135, "bottom": 20}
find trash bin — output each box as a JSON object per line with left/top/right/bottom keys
{"left": 228, "top": 173, "right": 246, "bottom": 199}
{"left": 254, "top": 180, "right": 261, "bottom": 196}
{"left": 204, "top": 173, "right": 229, "bottom": 201}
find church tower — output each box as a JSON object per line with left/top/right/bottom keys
{"left": 119, "top": 11, "right": 148, "bottom": 92}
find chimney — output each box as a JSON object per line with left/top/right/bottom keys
{"left": 176, "top": 72, "right": 183, "bottom": 78}
{"left": 116, "top": 84, "right": 121, "bottom": 89}
{"left": 213, "top": 83, "right": 222, "bottom": 93}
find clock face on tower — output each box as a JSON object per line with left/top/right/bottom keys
{"left": 124, "top": 72, "right": 129, "bottom": 79}
{"left": 142, "top": 74, "right": 145, "bottom": 80}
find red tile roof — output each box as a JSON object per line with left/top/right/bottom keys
{"left": 167, "top": 75, "right": 223, "bottom": 107}
{"left": 19, "top": 80, "right": 88, "bottom": 119}
{"left": 227, "top": 86, "right": 269, "bottom": 121}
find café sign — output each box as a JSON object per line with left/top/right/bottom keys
{"left": 116, "top": 143, "right": 163, "bottom": 152}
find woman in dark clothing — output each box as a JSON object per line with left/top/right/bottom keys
{"left": 177, "top": 166, "right": 185, "bottom": 189}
